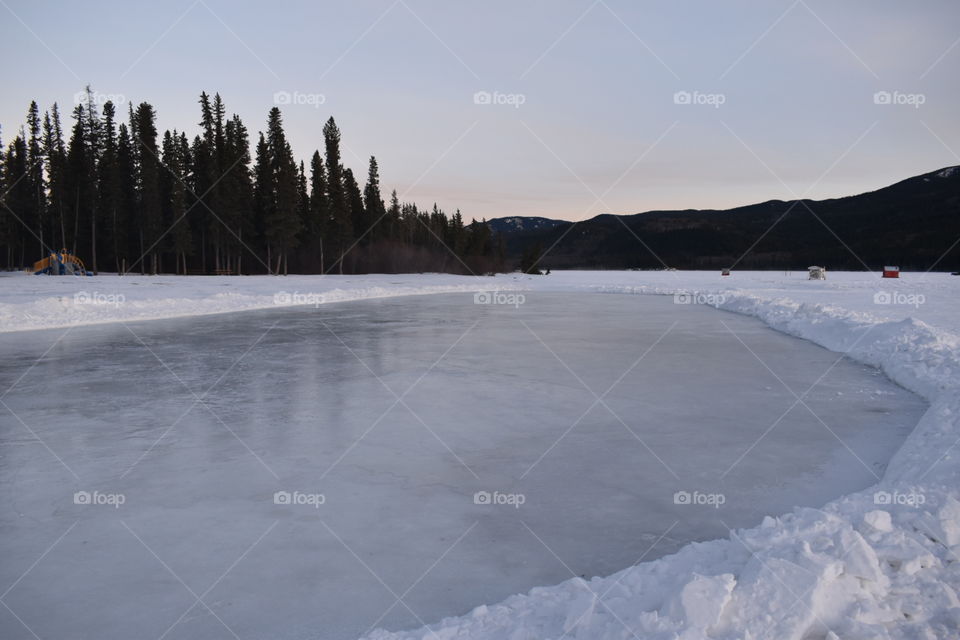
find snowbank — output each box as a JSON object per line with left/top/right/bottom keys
{"left": 364, "top": 274, "right": 960, "bottom": 640}
{"left": 1, "top": 270, "right": 958, "bottom": 639}
{"left": 0, "top": 272, "right": 528, "bottom": 333}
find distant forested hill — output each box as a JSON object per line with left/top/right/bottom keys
{"left": 495, "top": 166, "right": 960, "bottom": 272}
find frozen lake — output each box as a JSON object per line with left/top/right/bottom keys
{"left": 0, "top": 292, "right": 926, "bottom": 640}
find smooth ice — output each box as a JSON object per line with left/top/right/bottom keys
{"left": 0, "top": 293, "right": 927, "bottom": 640}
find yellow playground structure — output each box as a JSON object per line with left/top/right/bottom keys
{"left": 33, "top": 250, "right": 92, "bottom": 276}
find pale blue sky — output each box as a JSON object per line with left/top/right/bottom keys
{"left": 1, "top": 0, "right": 958, "bottom": 221}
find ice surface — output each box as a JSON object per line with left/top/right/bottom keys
{"left": 0, "top": 293, "right": 926, "bottom": 640}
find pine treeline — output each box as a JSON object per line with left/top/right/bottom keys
{"left": 0, "top": 88, "right": 505, "bottom": 275}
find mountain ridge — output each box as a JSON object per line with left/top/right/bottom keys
{"left": 490, "top": 165, "right": 960, "bottom": 271}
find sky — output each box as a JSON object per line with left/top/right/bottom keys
{"left": 1, "top": 0, "right": 958, "bottom": 222}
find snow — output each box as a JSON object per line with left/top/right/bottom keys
{"left": 1, "top": 269, "right": 959, "bottom": 639}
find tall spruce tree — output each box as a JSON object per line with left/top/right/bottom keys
{"left": 263, "top": 107, "right": 301, "bottom": 275}
{"left": 252, "top": 132, "right": 272, "bottom": 272}
{"left": 42, "top": 105, "right": 67, "bottom": 251}
{"left": 114, "top": 123, "right": 137, "bottom": 272}
{"left": 4, "top": 135, "right": 30, "bottom": 266}
{"left": 65, "top": 104, "right": 97, "bottom": 263}
{"left": 344, "top": 167, "right": 365, "bottom": 255}
{"left": 222, "top": 114, "right": 254, "bottom": 274}
{"left": 95, "top": 101, "right": 120, "bottom": 274}
{"left": 363, "top": 156, "right": 385, "bottom": 243}
{"left": 195, "top": 92, "right": 220, "bottom": 271}
{"left": 323, "top": 117, "right": 351, "bottom": 273}
{"left": 132, "top": 102, "right": 161, "bottom": 274}
{"left": 0, "top": 126, "right": 8, "bottom": 267}
{"left": 296, "top": 160, "right": 309, "bottom": 270}
{"left": 307, "top": 150, "right": 330, "bottom": 271}
{"left": 161, "top": 129, "right": 191, "bottom": 274}
{"left": 386, "top": 189, "right": 401, "bottom": 243}
{"left": 25, "top": 101, "right": 46, "bottom": 257}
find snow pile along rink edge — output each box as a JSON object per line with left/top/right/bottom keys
{"left": 0, "top": 276, "right": 526, "bottom": 333}
{"left": 364, "top": 280, "right": 960, "bottom": 640}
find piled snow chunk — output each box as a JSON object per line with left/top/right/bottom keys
{"left": 665, "top": 572, "right": 734, "bottom": 635}
{"left": 367, "top": 489, "right": 959, "bottom": 639}
{"left": 864, "top": 510, "right": 893, "bottom": 532}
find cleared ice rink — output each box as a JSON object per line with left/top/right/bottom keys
{"left": 0, "top": 293, "right": 926, "bottom": 640}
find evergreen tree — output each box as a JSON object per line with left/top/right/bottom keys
{"left": 132, "top": 102, "right": 161, "bottom": 274}
{"left": 263, "top": 107, "right": 301, "bottom": 275}
{"left": 95, "top": 101, "right": 119, "bottom": 274}
{"left": 296, "top": 160, "right": 309, "bottom": 265}
{"left": 161, "top": 130, "right": 191, "bottom": 273}
{"left": 0, "top": 126, "right": 8, "bottom": 267}
{"left": 221, "top": 114, "right": 254, "bottom": 274}
{"left": 195, "top": 91, "right": 221, "bottom": 271}
{"left": 344, "top": 167, "right": 365, "bottom": 254}
{"left": 386, "top": 189, "right": 401, "bottom": 242}
{"left": 252, "top": 132, "right": 272, "bottom": 271}
{"left": 520, "top": 241, "right": 544, "bottom": 274}
{"left": 449, "top": 209, "right": 466, "bottom": 255}
{"left": 64, "top": 104, "right": 97, "bottom": 263}
{"left": 363, "top": 156, "right": 386, "bottom": 243}
{"left": 307, "top": 150, "right": 330, "bottom": 270}
{"left": 82, "top": 87, "right": 102, "bottom": 163}
{"left": 208, "top": 93, "right": 228, "bottom": 270}
{"left": 42, "top": 105, "right": 67, "bottom": 251}
{"left": 323, "top": 117, "right": 351, "bottom": 273}
{"left": 114, "top": 123, "right": 137, "bottom": 272}
{"left": 495, "top": 231, "right": 506, "bottom": 271}
{"left": 4, "top": 135, "right": 30, "bottom": 266}
{"left": 25, "top": 101, "right": 46, "bottom": 257}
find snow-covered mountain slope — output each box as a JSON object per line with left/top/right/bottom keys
{"left": 486, "top": 216, "right": 566, "bottom": 234}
